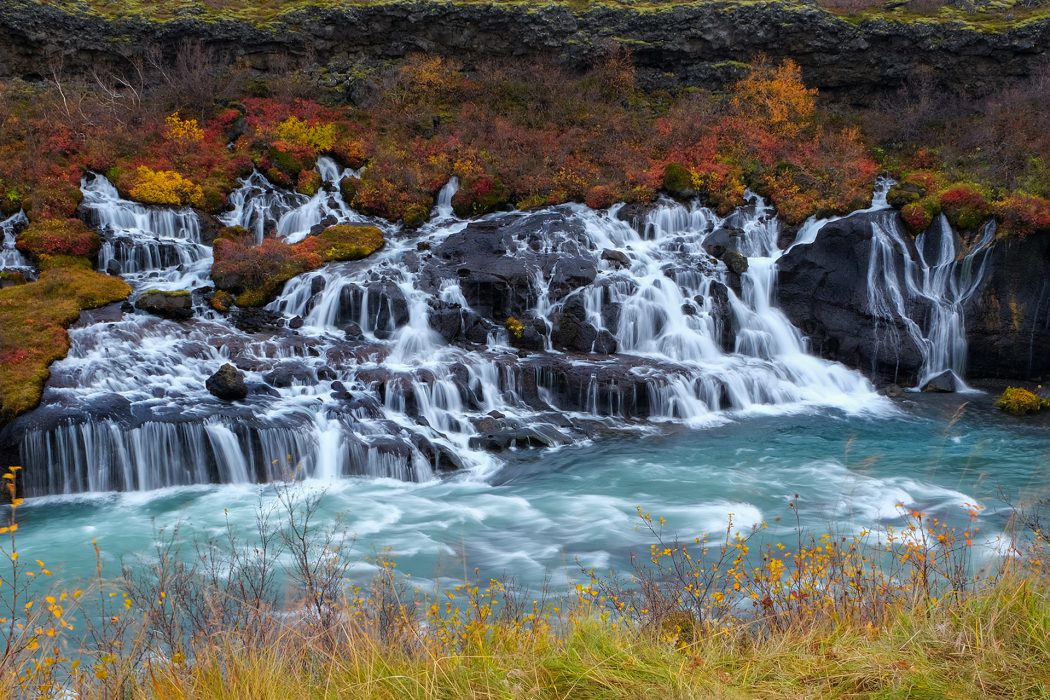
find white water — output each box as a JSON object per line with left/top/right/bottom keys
{"left": 0, "top": 210, "right": 31, "bottom": 274}
{"left": 865, "top": 214, "right": 995, "bottom": 388}
{"left": 10, "top": 171, "right": 924, "bottom": 497}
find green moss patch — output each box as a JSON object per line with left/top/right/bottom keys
{"left": 0, "top": 257, "right": 130, "bottom": 422}
{"left": 298, "top": 224, "right": 385, "bottom": 262}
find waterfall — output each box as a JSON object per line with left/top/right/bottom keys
{"left": 10, "top": 171, "right": 896, "bottom": 497}
{"left": 222, "top": 157, "right": 367, "bottom": 244}
{"left": 0, "top": 210, "right": 31, "bottom": 274}
{"left": 80, "top": 173, "right": 211, "bottom": 290}
{"left": 434, "top": 177, "right": 459, "bottom": 219}
{"left": 865, "top": 213, "right": 995, "bottom": 388}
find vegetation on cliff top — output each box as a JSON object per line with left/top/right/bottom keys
{"left": 25, "top": 0, "right": 1050, "bottom": 29}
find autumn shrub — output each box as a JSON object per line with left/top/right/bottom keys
{"left": 901, "top": 197, "right": 941, "bottom": 234}
{"left": 995, "top": 192, "right": 1050, "bottom": 238}
{"left": 938, "top": 182, "right": 992, "bottom": 230}
{"left": 127, "top": 166, "right": 205, "bottom": 207}
{"left": 14, "top": 218, "right": 100, "bottom": 260}
{"left": 296, "top": 169, "right": 323, "bottom": 196}
{"left": 211, "top": 237, "right": 317, "bottom": 307}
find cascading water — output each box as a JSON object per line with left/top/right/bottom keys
{"left": 222, "top": 157, "right": 367, "bottom": 243}
{"left": 9, "top": 166, "right": 898, "bottom": 497}
{"left": 865, "top": 212, "right": 995, "bottom": 389}
{"left": 0, "top": 210, "right": 31, "bottom": 275}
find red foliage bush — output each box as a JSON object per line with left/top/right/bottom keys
{"left": 995, "top": 192, "right": 1050, "bottom": 238}
{"left": 15, "top": 218, "right": 100, "bottom": 259}
{"left": 938, "top": 182, "right": 991, "bottom": 230}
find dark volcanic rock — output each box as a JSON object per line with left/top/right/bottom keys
{"left": 135, "top": 290, "right": 193, "bottom": 320}
{"left": 777, "top": 210, "right": 926, "bottom": 384}
{"left": 206, "top": 363, "right": 248, "bottom": 401}
{"left": 964, "top": 232, "right": 1050, "bottom": 381}
{"left": 920, "top": 370, "right": 958, "bottom": 393}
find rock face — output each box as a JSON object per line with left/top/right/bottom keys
{"left": 777, "top": 209, "right": 1050, "bottom": 384}
{"left": 135, "top": 290, "right": 193, "bottom": 320}
{"left": 0, "top": 1, "right": 1046, "bottom": 105}
{"left": 206, "top": 363, "right": 248, "bottom": 401}
{"left": 964, "top": 233, "right": 1050, "bottom": 381}
{"left": 777, "top": 211, "right": 926, "bottom": 384}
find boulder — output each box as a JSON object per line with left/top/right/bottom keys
{"left": 721, "top": 250, "right": 749, "bottom": 276}
{"left": 601, "top": 248, "right": 631, "bottom": 269}
{"left": 206, "top": 363, "right": 248, "bottom": 401}
{"left": 135, "top": 290, "right": 193, "bottom": 320}
{"left": 920, "top": 370, "right": 958, "bottom": 393}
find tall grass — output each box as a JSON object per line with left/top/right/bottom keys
{"left": 0, "top": 469, "right": 1047, "bottom": 698}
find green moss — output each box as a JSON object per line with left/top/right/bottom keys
{"left": 143, "top": 288, "right": 191, "bottom": 297}
{"left": 300, "top": 224, "right": 385, "bottom": 262}
{"left": 0, "top": 257, "right": 130, "bottom": 422}
{"left": 662, "top": 163, "right": 694, "bottom": 198}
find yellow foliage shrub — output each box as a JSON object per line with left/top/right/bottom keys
{"left": 128, "top": 167, "right": 204, "bottom": 207}
{"left": 165, "top": 113, "right": 204, "bottom": 143}
{"left": 274, "top": 117, "right": 337, "bottom": 153}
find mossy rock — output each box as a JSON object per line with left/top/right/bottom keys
{"left": 662, "top": 163, "right": 695, "bottom": 199}
{"left": 301, "top": 225, "right": 385, "bottom": 262}
{"left": 995, "top": 386, "right": 1050, "bottom": 416}
{"left": 0, "top": 271, "right": 29, "bottom": 289}
{"left": 887, "top": 182, "right": 923, "bottom": 209}
{"left": 210, "top": 289, "right": 234, "bottom": 314}
{"left": 136, "top": 289, "right": 194, "bottom": 320}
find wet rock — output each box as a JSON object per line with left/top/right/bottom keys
{"left": 703, "top": 226, "right": 744, "bottom": 258}
{"left": 601, "top": 248, "right": 631, "bottom": 269}
{"left": 230, "top": 307, "right": 285, "bottom": 334}
{"left": 105, "top": 259, "right": 121, "bottom": 276}
{"left": 342, "top": 322, "right": 364, "bottom": 341}
{"left": 310, "top": 276, "right": 327, "bottom": 295}
{"left": 468, "top": 424, "right": 572, "bottom": 451}
{"left": 553, "top": 295, "right": 597, "bottom": 352}
{"left": 721, "top": 250, "right": 749, "bottom": 276}
{"left": 921, "top": 370, "right": 958, "bottom": 393}
{"left": 206, "top": 363, "right": 248, "bottom": 401}
{"left": 135, "top": 290, "right": 193, "bottom": 321}
{"left": 593, "top": 329, "right": 618, "bottom": 355}
{"left": 288, "top": 315, "right": 304, "bottom": 329}
{"left": 410, "top": 434, "right": 463, "bottom": 471}
{"left": 882, "top": 383, "right": 905, "bottom": 398}
{"left": 965, "top": 232, "right": 1050, "bottom": 381}
{"left": 263, "top": 363, "right": 317, "bottom": 388}
{"left": 330, "top": 380, "right": 354, "bottom": 400}
{"left": 777, "top": 210, "right": 926, "bottom": 385}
